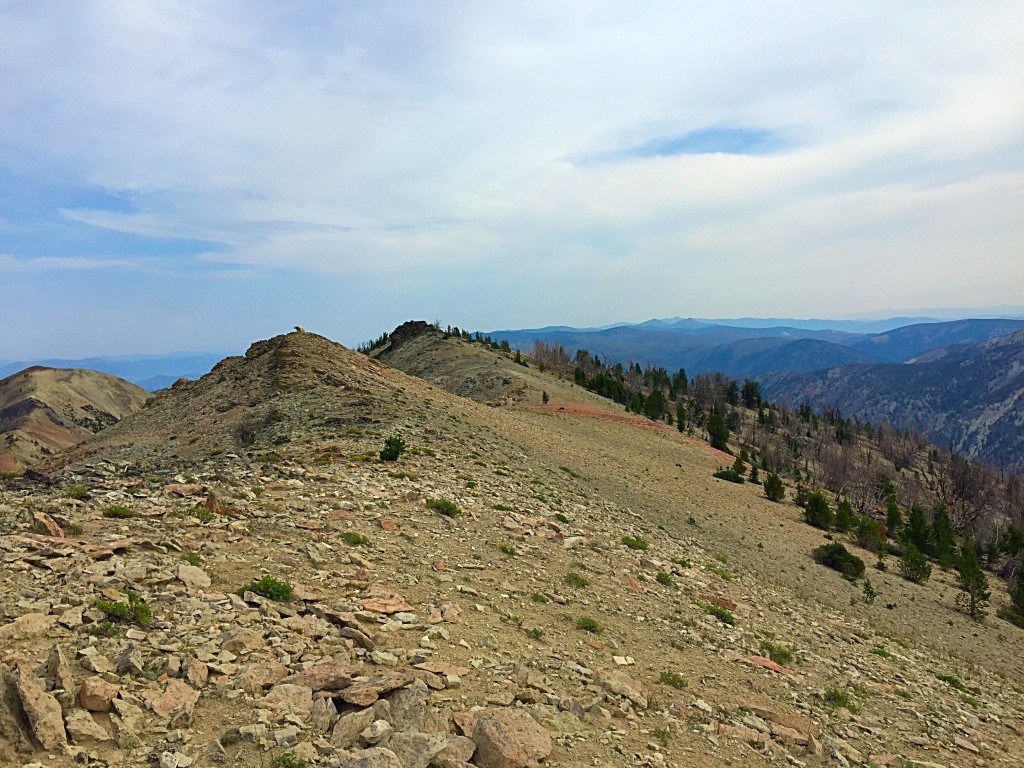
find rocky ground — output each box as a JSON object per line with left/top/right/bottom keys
{"left": 1, "top": 330, "right": 1022, "bottom": 768}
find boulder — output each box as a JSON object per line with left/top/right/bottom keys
{"left": 471, "top": 708, "right": 551, "bottom": 768}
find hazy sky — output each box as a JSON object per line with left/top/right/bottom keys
{"left": 2, "top": 2, "right": 1023, "bottom": 358}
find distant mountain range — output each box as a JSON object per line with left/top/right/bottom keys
{"left": 0, "top": 353, "right": 228, "bottom": 391}
{"left": 487, "top": 317, "right": 1024, "bottom": 379}
{"left": 486, "top": 316, "right": 1024, "bottom": 472}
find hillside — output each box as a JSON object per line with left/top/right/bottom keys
{"left": 849, "top": 319, "right": 1024, "bottom": 363}
{"left": 0, "top": 353, "right": 227, "bottom": 392}
{"left": 0, "top": 367, "right": 149, "bottom": 472}
{"left": 1, "top": 328, "right": 1022, "bottom": 768}
{"left": 370, "top": 321, "right": 529, "bottom": 405}
{"left": 762, "top": 330, "right": 1024, "bottom": 473}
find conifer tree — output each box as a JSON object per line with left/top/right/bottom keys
{"left": 955, "top": 539, "right": 990, "bottom": 621}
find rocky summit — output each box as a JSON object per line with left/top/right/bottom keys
{"left": 1, "top": 329, "right": 1023, "bottom": 768}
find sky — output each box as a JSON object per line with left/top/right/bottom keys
{"left": 2, "top": 1, "right": 1023, "bottom": 358}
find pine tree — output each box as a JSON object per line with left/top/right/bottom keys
{"left": 763, "top": 473, "right": 785, "bottom": 502}
{"left": 932, "top": 503, "right": 955, "bottom": 567}
{"left": 955, "top": 539, "right": 990, "bottom": 621}
{"left": 885, "top": 498, "right": 903, "bottom": 541}
{"left": 707, "top": 412, "right": 729, "bottom": 452}
{"left": 905, "top": 504, "right": 932, "bottom": 555}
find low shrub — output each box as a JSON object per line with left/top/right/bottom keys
{"left": 340, "top": 532, "right": 371, "bottom": 546}
{"left": 701, "top": 603, "right": 735, "bottom": 625}
{"left": 575, "top": 616, "right": 601, "bottom": 633}
{"left": 765, "top": 475, "right": 786, "bottom": 505}
{"left": 898, "top": 543, "right": 932, "bottom": 584}
{"left": 426, "top": 498, "right": 461, "bottom": 517}
{"left": 103, "top": 505, "right": 138, "bottom": 519}
{"left": 238, "top": 574, "right": 294, "bottom": 602}
{"left": 659, "top": 671, "right": 688, "bottom": 689}
{"left": 379, "top": 435, "right": 406, "bottom": 462}
{"left": 621, "top": 535, "right": 649, "bottom": 551}
{"left": 713, "top": 467, "right": 744, "bottom": 484}
{"left": 803, "top": 491, "right": 833, "bottom": 529}
{"left": 564, "top": 571, "right": 590, "bottom": 588}
{"left": 813, "top": 542, "right": 865, "bottom": 579}
{"left": 95, "top": 590, "right": 151, "bottom": 628}
{"left": 655, "top": 571, "right": 673, "bottom": 587}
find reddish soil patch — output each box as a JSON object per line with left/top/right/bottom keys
{"left": 523, "top": 403, "right": 735, "bottom": 463}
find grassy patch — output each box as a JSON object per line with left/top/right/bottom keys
{"left": 531, "top": 592, "right": 550, "bottom": 604}
{"left": 340, "top": 531, "right": 371, "bottom": 546}
{"left": 701, "top": 603, "right": 735, "bottom": 625}
{"left": 656, "top": 571, "right": 674, "bottom": 587}
{"left": 707, "top": 563, "right": 734, "bottom": 581}
{"left": 498, "top": 543, "right": 518, "bottom": 557}
{"left": 238, "top": 574, "right": 294, "bottom": 602}
{"left": 869, "top": 647, "right": 893, "bottom": 659}
{"left": 621, "top": 535, "right": 649, "bottom": 551}
{"left": 526, "top": 627, "right": 545, "bottom": 640}
{"left": 659, "top": 671, "right": 688, "bottom": 689}
{"left": 66, "top": 485, "right": 89, "bottom": 500}
{"left": 559, "top": 466, "right": 581, "bottom": 479}
{"left": 823, "top": 687, "right": 860, "bottom": 714}
{"left": 95, "top": 590, "right": 151, "bottom": 628}
{"left": 575, "top": 616, "right": 601, "bottom": 633}
{"left": 182, "top": 552, "right": 202, "bottom": 567}
{"left": 759, "top": 640, "right": 794, "bottom": 666}
{"left": 937, "top": 673, "right": 965, "bottom": 691}
{"left": 555, "top": 512, "right": 570, "bottom": 524}
{"left": 103, "top": 505, "right": 138, "bottom": 519}
{"left": 426, "top": 498, "right": 461, "bottom": 517}
{"left": 564, "top": 571, "right": 590, "bottom": 588}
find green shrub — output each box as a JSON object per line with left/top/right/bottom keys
{"left": 955, "top": 539, "right": 990, "bottom": 621}
{"left": 340, "top": 531, "right": 370, "bottom": 546}
{"left": 67, "top": 485, "right": 89, "bottom": 500}
{"left": 765, "top": 475, "right": 786, "bottom": 505}
{"left": 855, "top": 516, "right": 884, "bottom": 552}
{"left": 94, "top": 590, "right": 151, "bottom": 628}
{"left": 621, "top": 535, "right": 649, "bottom": 550}
{"left": 238, "top": 574, "right": 294, "bottom": 602}
{"left": 530, "top": 592, "right": 550, "bottom": 603}
{"left": 655, "top": 571, "right": 673, "bottom": 587}
{"left": 813, "top": 542, "right": 865, "bottom": 579}
{"left": 823, "top": 687, "right": 860, "bottom": 713}
{"left": 379, "top": 435, "right": 406, "bottom": 461}
{"left": 526, "top": 627, "right": 545, "bottom": 640}
{"left": 498, "top": 543, "right": 518, "bottom": 557}
{"left": 426, "top": 498, "right": 461, "bottom": 517}
{"left": 87, "top": 621, "right": 119, "bottom": 638}
{"left": 834, "top": 499, "right": 857, "bottom": 532}
{"left": 803, "top": 491, "right": 833, "bottom": 529}
{"left": 898, "top": 543, "right": 932, "bottom": 584}
{"left": 996, "top": 607, "right": 1024, "bottom": 630}
{"left": 103, "top": 505, "right": 138, "bottom": 519}
{"left": 182, "top": 552, "right": 202, "bottom": 567}
{"left": 575, "top": 616, "right": 601, "bottom": 633}
{"left": 936, "top": 673, "right": 965, "bottom": 691}
{"left": 659, "top": 671, "right": 688, "bottom": 689}
{"left": 555, "top": 512, "right": 570, "bottom": 524}
{"left": 713, "top": 467, "right": 744, "bottom": 484}
{"left": 701, "top": 603, "right": 735, "bottom": 625}
{"left": 760, "top": 640, "right": 794, "bottom": 666}
{"left": 564, "top": 571, "right": 590, "bottom": 588}
{"left": 272, "top": 752, "right": 307, "bottom": 768}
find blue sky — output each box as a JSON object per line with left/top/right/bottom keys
{"left": 2, "top": 2, "right": 1023, "bottom": 358}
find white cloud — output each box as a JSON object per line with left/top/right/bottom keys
{"left": 1, "top": 0, "right": 1022, "bottom": 340}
